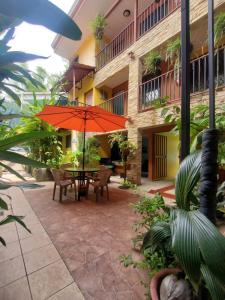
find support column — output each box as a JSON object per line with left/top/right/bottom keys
{"left": 180, "top": 0, "right": 191, "bottom": 161}
{"left": 127, "top": 57, "right": 142, "bottom": 184}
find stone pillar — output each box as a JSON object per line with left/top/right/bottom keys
{"left": 127, "top": 57, "right": 142, "bottom": 184}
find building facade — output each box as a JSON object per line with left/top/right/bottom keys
{"left": 52, "top": 0, "right": 225, "bottom": 184}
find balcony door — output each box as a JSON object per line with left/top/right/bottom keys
{"left": 112, "top": 81, "right": 128, "bottom": 116}
{"left": 153, "top": 134, "right": 167, "bottom": 180}
{"left": 85, "top": 90, "right": 93, "bottom": 106}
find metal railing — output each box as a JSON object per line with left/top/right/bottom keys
{"left": 137, "top": 0, "right": 181, "bottom": 39}
{"left": 96, "top": 0, "right": 181, "bottom": 70}
{"left": 98, "top": 91, "right": 128, "bottom": 116}
{"left": 139, "top": 46, "right": 225, "bottom": 111}
{"left": 96, "top": 22, "right": 134, "bottom": 70}
{"left": 139, "top": 69, "right": 181, "bottom": 111}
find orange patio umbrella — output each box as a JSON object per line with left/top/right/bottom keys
{"left": 36, "top": 105, "right": 128, "bottom": 169}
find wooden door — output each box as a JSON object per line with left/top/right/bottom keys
{"left": 153, "top": 134, "right": 167, "bottom": 180}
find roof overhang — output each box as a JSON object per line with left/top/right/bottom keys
{"left": 60, "top": 61, "right": 95, "bottom": 92}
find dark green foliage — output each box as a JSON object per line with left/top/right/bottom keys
{"left": 0, "top": 0, "right": 81, "bottom": 41}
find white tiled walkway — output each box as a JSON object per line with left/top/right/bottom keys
{"left": 0, "top": 187, "right": 84, "bottom": 300}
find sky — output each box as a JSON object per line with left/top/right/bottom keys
{"left": 9, "top": 0, "right": 75, "bottom": 75}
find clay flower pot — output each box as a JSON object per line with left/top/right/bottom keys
{"left": 150, "top": 268, "right": 182, "bottom": 300}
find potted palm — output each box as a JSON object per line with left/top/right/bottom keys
{"left": 109, "top": 133, "right": 136, "bottom": 188}
{"left": 142, "top": 152, "right": 225, "bottom": 300}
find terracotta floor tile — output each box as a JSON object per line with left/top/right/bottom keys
{"left": 26, "top": 187, "right": 147, "bottom": 299}
{"left": 0, "top": 277, "right": 31, "bottom": 300}
{"left": 28, "top": 260, "right": 73, "bottom": 300}
{"left": 0, "top": 256, "right": 26, "bottom": 288}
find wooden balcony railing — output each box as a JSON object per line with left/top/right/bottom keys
{"left": 96, "top": 0, "right": 181, "bottom": 70}
{"left": 98, "top": 91, "right": 128, "bottom": 116}
{"left": 139, "top": 46, "right": 225, "bottom": 112}
{"left": 137, "top": 0, "right": 181, "bottom": 39}
{"left": 96, "top": 22, "right": 134, "bottom": 70}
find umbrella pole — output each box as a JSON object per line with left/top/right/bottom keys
{"left": 82, "top": 112, "right": 87, "bottom": 170}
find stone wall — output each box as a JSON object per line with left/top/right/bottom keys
{"left": 94, "top": 0, "right": 225, "bottom": 184}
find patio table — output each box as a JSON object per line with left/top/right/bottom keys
{"left": 65, "top": 167, "right": 100, "bottom": 200}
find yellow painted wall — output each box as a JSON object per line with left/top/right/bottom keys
{"left": 159, "top": 132, "right": 179, "bottom": 180}
{"left": 76, "top": 36, "right": 96, "bottom": 66}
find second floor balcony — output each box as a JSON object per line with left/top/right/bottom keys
{"left": 96, "top": 0, "right": 181, "bottom": 70}
{"left": 98, "top": 91, "right": 128, "bottom": 116}
{"left": 139, "top": 45, "right": 225, "bottom": 112}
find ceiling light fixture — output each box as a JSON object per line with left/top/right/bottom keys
{"left": 123, "top": 9, "right": 131, "bottom": 17}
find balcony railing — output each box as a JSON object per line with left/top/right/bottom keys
{"left": 96, "top": 0, "right": 181, "bottom": 70}
{"left": 139, "top": 69, "right": 181, "bottom": 111}
{"left": 139, "top": 46, "right": 225, "bottom": 111}
{"left": 96, "top": 22, "right": 134, "bottom": 70}
{"left": 98, "top": 91, "right": 128, "bottom": 116}
{"left": 137, "top": 0, "right": 181, "bottom": 39}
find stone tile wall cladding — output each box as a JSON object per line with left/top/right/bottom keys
{"left": 94, "top": 0, "right": 225, "bottom": 184}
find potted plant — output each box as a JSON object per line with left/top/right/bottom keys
{"left": 146, "top": 153, "right": 225, "bottom": 300}
{"left": 109, "top": 133, "right": 136, "bottom": 189}
{"left": 143, "top": 51, "right": 162, "bottom": 75}
{"left": 121, "top": 153, "right": 225, "bottom": 299}
{"left": 91, "top": 14, "right": 107, "bottom": 41}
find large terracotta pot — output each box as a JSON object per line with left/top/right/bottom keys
{"left": 150, "top": 268, "right": 182, "bottom": 300}
{"left": 218, "top": 167, "right": 225, "bottom": 183}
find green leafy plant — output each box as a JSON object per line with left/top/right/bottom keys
{"left": 143, "top": 51, "right": 161, "bottom": 75}
{"left": 161, "top": 104, "right": 225, "bottom": 166}
{"left": 150, "top": 96, "right": 169, "bottom": 109}
{"left": 0, "top": 193, "right": 31, "bottom": 246}
{"left": 109, "top": 132, "right": 136, "bottom": 184}
{"left": 0, "top": 28, "right": 45, "bottom": 106}
{"left": 0, "top": 0, "right": 81, "bottom": 40}
{"left": 143, "top": 153, "right": 225, "bottom": 299}
{"left": 215, "top": 12, "right": 225, "bottom": 46}
{"left": 166, "top": 37, "right": 181, "bottom": 69}
{"left": 120, "top": 194, "right": 175, "bottom": 281}
{"left": 16, "top": 96, "right": 62, "bottom": 165}
{"left": 91, "top": 15, "right": 107, "bottom": 40}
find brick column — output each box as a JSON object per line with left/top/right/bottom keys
{"left": 127, "top": 57, "right": 142, "bottom": 184}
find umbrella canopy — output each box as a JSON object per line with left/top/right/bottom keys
{"left": 36, "top": 105, "right": 128, "bottom": 169}
{"left": 36, "top": 105, "right": 127, "bottom": 132}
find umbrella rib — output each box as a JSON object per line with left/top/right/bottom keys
{"left": 52, "top": 115, "right": 79, "bottom": 127}
{"left": 92, "top": 116, "right": 107, "bottom": 132}
{"left": 88, "top": 111, "right": 127, "bottom": 128}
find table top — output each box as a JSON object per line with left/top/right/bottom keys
{"left": 65, "top": 167, "right": 100, "bottom": 173}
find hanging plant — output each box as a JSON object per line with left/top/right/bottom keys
{"left": 143, "top": 51, "right": 162, "bottom": 75}
{"left": 215, "top": 12, "right": 225, "bottom": 46}
{"left": 166, "top": 37, "right": 182, "bottom": 83}
{"left": 91, "top": 14, "right": 107, "bottom": 41}
{"left": 166, "top": 37, "right": 181, "bottom": 70}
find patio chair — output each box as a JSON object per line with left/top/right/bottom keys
{"left": 51, "top": 168, "right": 76, "bottom": 202}
{"left": 90, "top": 168, "right": 112, "bottom": 201}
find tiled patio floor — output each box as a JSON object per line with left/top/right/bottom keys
{"left": 0, "top": 187, "right": 84, "bottom": 300}
{"left": 25, "top": 184, "right": 148, "bottom": 300}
